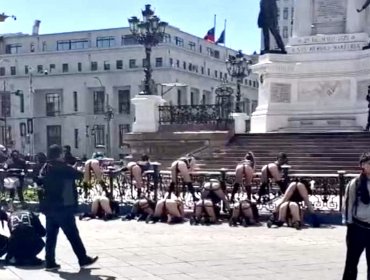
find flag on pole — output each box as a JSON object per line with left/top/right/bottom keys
{"left": 203, "top": 27, "right": 215, "bottom": 42}
{"left": 216, "top": 30, "right": 225, "bottom": 44}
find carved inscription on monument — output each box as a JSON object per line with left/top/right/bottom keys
{"left": 270, "top": 83, "right": 291, "bottom": 103}
{"left": 314, "top": 0, "right": 346, "bottom": 23}
{"left": 298, "top": 80, "right": 350, "bottom": 104}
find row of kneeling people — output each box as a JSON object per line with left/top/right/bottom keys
{"left": 80, "top": 177, "right": 319, "bottom": 230}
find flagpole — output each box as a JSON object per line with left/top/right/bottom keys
{"left": 214, "top": 14, "right": 216, "bottom": 40}
{"left": 224, "top": 19, "right": 227, "bottom": 46}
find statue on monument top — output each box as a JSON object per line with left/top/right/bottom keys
{"left": 357, "top": 0, "right": 370, "bottom": 12}
{"left": 258, "top": 0, "right": 287, "bottom": 54}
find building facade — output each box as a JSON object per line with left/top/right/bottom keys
{"left": 0, "top": 25, "right": 258, "bottom": 158}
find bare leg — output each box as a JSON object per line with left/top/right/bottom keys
{"left": 99, "top": 197, "right": 112, "bottom": 215}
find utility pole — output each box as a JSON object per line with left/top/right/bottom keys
{"left": 105, "top": 94, "right": 113, "bottom": 157}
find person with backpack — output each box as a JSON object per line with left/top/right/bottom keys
{"left": 40, "top": 144, "right": 98, "bottom": 270}
{"left": 342, "top": 152, "right": 370, "bottom": 280}
{"left": 4, "top": 207, "right": 45, "bottom": 266}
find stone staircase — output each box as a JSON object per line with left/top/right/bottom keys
{"left": 194, "top": 132, "right": 370, "bottom": 174}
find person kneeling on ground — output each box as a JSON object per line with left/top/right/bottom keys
{"left": 258, "top": 152, "right": 289, "bottom": 201}
{"left": 122, "top": 198, "right": 156, "bottom": 221}
{"left": 5, "top": 207, "right": 46, "bottom": 266}
{"left": 146, "top": 197, "right": 185, "bottom": 224}
{"left": 190, "top": 179, "right": 229, "bottom": 225}
{"left": 267, "top": 180, "right": 316, "bottom": 230}
{"left": 229, "top": 199, "right": 259, "bottom": 227}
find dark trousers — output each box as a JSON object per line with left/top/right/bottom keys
{"left": 342, "top": 223, "right": 370, "bottom": 280}
{"left": 366, "top": 109, "right": 370, "bottom": 130}
{"left": 45, "top": 210, "right": 87, "bottom": 264}
{"left": 262, "top": 26, "right": 286, "bottom": 52}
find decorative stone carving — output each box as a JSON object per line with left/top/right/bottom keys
{"left": 298, "top": 80, "right": 350, "bottom": 103}
{"left": 270, "top": 83, "right": 291, "bottom": 103}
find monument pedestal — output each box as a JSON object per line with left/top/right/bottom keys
{"left": 131, "top": 95, "right": 165, "bottom": 133}
{"left": 231, "top": 113, "right": 249, "bottom": 134}
{"left": 251, "top": 45, "right": 370, "bottom": 132}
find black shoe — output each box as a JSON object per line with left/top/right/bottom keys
{"left": 79, "top": 256, "right": 98, "bottom": 268}
{"left": 45, "top": 262, "right": 61, "bottom": 271}
{"left": 27, "top": 257, "right": 44, "bottom": 266}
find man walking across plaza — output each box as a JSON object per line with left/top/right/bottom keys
{"left": 342, "top": 152, "right": 370, "bottom": 279}
{"left": 40, "top": 144, "right": 98, "bottom": 270}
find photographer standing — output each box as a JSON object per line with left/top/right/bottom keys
{"left": 41, "top": 144, "right": 98, "bottom": 270}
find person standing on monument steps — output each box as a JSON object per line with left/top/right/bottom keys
{"left": 357, "top": 0, "right": 370, "bottom": 13}
{"left": 258, "top": 0, "right": 286, "bottom": 54}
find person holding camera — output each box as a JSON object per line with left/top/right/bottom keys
{"left": 365, "top": 91, "right": 370, "bottom": 131}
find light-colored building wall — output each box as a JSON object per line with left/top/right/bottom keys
{"left": 0, "top": 25, "right": 258, "bottom": 158}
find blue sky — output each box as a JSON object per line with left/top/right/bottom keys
{"left": 1, "top": 0, "right": 261, "bottom": 54}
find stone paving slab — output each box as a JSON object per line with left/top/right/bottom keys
{"left": 0, "top": 217, "right": 367, "bottom": 280}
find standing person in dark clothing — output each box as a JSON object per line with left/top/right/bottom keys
{"left": 258, "top": 0, "right": 286, "bottom": 54}
{"left": 365, "top": 91, "right": 370, "bottom": 131}
{"left": 4, "top": 150, "right": 27, "bottom": 203}
{"left": 41, "top": 144, "right": 98, "bottom": 270}
{"left": 63, "top": 145, "right": 77, "bottom": 165}
{"left": 342, "top": 152, "right": 370, "bottom": 280}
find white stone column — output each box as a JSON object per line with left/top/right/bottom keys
{"left": 346, "top": 0, "right": 366, "bottom": 33}
{"left": 292, "top": 0, "right": 313, "bottom": 37}
{"left": 231, "top": 112, "right": 249, "bottom": 134}
{"left": 131, "top": 95, "right": 166, "bottom": 133}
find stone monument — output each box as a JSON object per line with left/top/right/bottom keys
{"left": 251, "top": 0, "right": 370, "bottom": 132}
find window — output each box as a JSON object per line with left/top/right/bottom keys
{"left": 129, "top": 59, "right": 136, "bottom": 68}
{"left": 104, "top": 61, "right": 110, "bottom": 70}
{"left": 251, "top": 100, "right": 258, "bottom": 113}
{"left": 118, "top": 90, "right": 130, "bottom": 114}
{"left": 1, "top": 93, "right": 11, "bottom": 117}
{"left": 213, "top": 50, "right": 220, "bottom": 59}
{"left": 91, "top": 61, "right": 98, "bottom": 71}
{"left": 25, "top": 66, "right": 29, "bottom": 75}
{"left": 155, "top": 57, "right": 163, "bottom": 67}
{"left": 175, "top": 37, "right": 184, "bottom": 47}
{"left": 142, "top": 58, "right": 147, "bottom": 68}
{"left": 199, "top": 45, "right": 202, "bottom": 53}
{"left": 177, "top": 89, "right": 182, "bottom": 105}
{"left": 62, "top": 63, "right": 69, "bottom": 73}
{"left": 169, "top": 58, "right": 173, "bottom": 67}
{"left": 188, "top": 63, "right": 192, "bottom": 71}
{"left": 189, "top": 42, "right": 196, "bottom": 51}
{"left": 50, "top": 64, "right": 56, "bottom": 73}
{"left": 119, "top": 124, "right": 130, "bottom": 147}
{"left": 19, "top": 123, "right": 26, "bottom": 137}
{"left": 162, "top": 33, "right": 171, "bottom": 43}
{"left": 0, "top": 67, "right": 4, "bottom": 76}
{"left": 94, "top": 125, "right": 105, "bottom": 146}
{"left": 10, "top": 66, "right": 16, "bottom": 76}
{"left": 96, "top": 36, "right": 115, "bottom": 48}
{"left": 207, "top": 68, "right": 210, "bottom": 76}
{"left": 73, "top": 91, "right": 78, "bottom": 112}
{"left": 57, "top": 39, "right": 90, "bottom": 50}
{"left": 176, "top": 60, "right": 180, "bottom": 68}
{"left": 42, "top": 41, "right": 47, "bottom": 51}
{"left": 214, "top": 70, "right": 218, "bottom": 78}
{"left": 201, "top": 67, "right": 204, "bottom": 74}
{"left": 244, "top": 98, "right": 251, "bottom": 115}
{"left": 93, "top": 91, "right": 105, "bottom": 114}
{"left": 5, "top": 44, "right": 21, "bottom": 54}
{"left": 116, "top": 60, "right": 123, "bottom": 69}
{"left": 47, "top": 125, "right": 62, "bottom": 147}
{"left": 30, "top": 43, "right": 35, "bottom": 52}
{"left": 121, "top": 35, "right": 138, "bottom": 45}
{"left": 283, "top": 8, "right": 289, "bottom": 20}
{"left": 46, "top": 93, "right": 61, "bottom": 116}
{"left": 20, "top": 93, "right": 24, "bottom": 113}
{"left": 78, "top": 62, "right": 82, "bottom": 72}
{"left": 183, "top": 62, "right": 186, "bottom": 70}
{"left": 283, "top": 26, "right": 289, "bottom": 38}
{"left": 37, "top": 65, "right": 43, "bottom": 73}
{"left": 74, "top": 129, "right": 79, "bottom": 149}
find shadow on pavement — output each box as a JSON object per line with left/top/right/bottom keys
{"left": 52, "top": 268, "right": 116, "bottom": 280}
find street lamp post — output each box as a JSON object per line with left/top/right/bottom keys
{"left": 0, "top": 13, "right": 16, "bottom": 22}
{"left": 226, "top": 50, "right": 252, "bottom": 113}
{"left": 128, "top": 4, "right": 168, "bottom": 95}
{"left": 93, "top": 77, "right": 113, "bottom": 157}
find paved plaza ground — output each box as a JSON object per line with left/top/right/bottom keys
{"left": 0, "top": 217, "right": 367, "bottom": 280}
